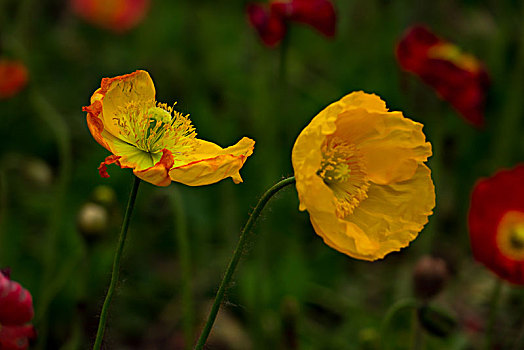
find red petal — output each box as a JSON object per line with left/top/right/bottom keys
{"left": 0, "top": 273, "right": 34, "bottom": 326}
{"left": 0, "top": 325, "right": 37, "bottom": 350}
{"left": 468, "top": 165, "right": 524, "bottom": 284}
{"left": 247, "top": 3, "right": 287, "bottom": 47}
{"left": 98, "top": 155, "right": 122, "bottom": 178}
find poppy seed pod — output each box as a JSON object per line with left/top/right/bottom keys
{"left": 77, "top": 202, "right": 109, "bottom": 237}
{"left": 413, "top": 255, "right": 449, "bottom": 300}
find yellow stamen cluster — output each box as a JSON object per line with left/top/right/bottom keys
{"left": 112, "top": 100, "right": 197, "bottom": 160}
{"left": 497, "top": 211, "right": 524, "bottom": 260}
{"left": 317, "top": 137, "right": 370, "bottom": 218}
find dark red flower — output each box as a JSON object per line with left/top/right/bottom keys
{"left": 0, "top": 272, "right": 34, "bottom": 326}
{"left": 396, "top": 25, "right": 489, "bottom": 127}
{"left": 271, "top": 0, "right": 336, "bottom": 37}
{"left": 0, "top": 325, "right": 37, "bottom": 350}
{"left": 0, "top": 60, "right": 28, "bottom": 99}
{"left": 468, "top": 165, "right": 524, "bottom": 285}
{"left": 247, "top": 0, "right": 336, "bottom": 47}
{"left": 0, "top": 270, "right": 35, "bottom": 350}
{"left": 247, "top": 3, "right": 287, "bottom": 47}
{"left": 71, "top": 0, "right": 150, "bottom": 33}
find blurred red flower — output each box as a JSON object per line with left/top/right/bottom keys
{"left": 0, "top": 271, "right": 36, "bottom": 350}
{"left": 396, "top": 25, "right": 489, "bottom": 127}
{"left": 247, "top": 4, "right": 287, "bottom": 47}
{"left": 71, "top": 0, "right": 150, "bottom": 33}
{"left": 247, "top": 0, "right": 336, "bottom": 47}
{"left": 0, "top": 325, "right": 37, "bottom": 350}
{"left": 0, "top": 60, "right": 28, "bottom": 99}
{"left": 468, "top": 165, "right": 524, "bottom": 284}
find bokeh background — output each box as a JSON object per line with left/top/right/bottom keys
{"left": 1, "top": 0, "right": 524, "bottom": 349}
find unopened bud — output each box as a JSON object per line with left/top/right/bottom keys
{"left": 77, "top": 202, "right": 108, "bottom": 238}
{"left": 413, "top": 255, "right": 449, "bottom": 300}
{"left": 358, "top": 328, "right": 379, "bottom": 350}
{"left": 22, "top": 158, "right": 53, "bottom": 188}
{"left": 91, "top": 185, "right": 117, "bottom": 207}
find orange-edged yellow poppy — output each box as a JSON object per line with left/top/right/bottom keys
{"left": 83, "top": 70, "right": 255, "bottom": 187}
{"left": 292, "top": 91, "right": 435, "bottom": 261}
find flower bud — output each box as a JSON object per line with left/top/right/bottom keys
{"left": 358, "top": 328, "right": 379, "bottom": 350}
{"left": 91, "top": 185, "right": 117, "bottom": 207}
{"left": 77, "top": 202, "right": 108, "bottom": 238}
{"left": 413, "top": 255, "right": 449, "bottom": 300}
{"left": 22, "top": 158, "right": 53, "bottom": 188}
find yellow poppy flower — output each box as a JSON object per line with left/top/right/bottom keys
{"left": 83, "top": 70, "right": 255, "bottom": 186}
{"left": 292, "top": 92, "right": 435, "bottom": 261}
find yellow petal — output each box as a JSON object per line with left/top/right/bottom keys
{"left": 348, "top": 163, "right": 435, "bottom": 260}
{"left": 292, "top": 98, "right": 345, "bottom": 209}
{"left": 169, "top": 137, "right": 255, "bottom": 186}
{"left": 133, "top": 149, "right": 174, "bottom": 187}
{"left": 339, "top": 91, "right": 388, "bottom": 112}
{"left": 98, "top": 70, "right": 156, "bottom": 142}
{"left": 333, "top": 108, "right": 431, "bottom": 185}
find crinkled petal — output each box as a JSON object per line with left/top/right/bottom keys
{"left": 88, "top": 70, "right": 155, "bottom": 143}
{"left": 333, "top": 105, "right": 431, "bottom": 185}
{"left": 292, "top": 97, "right": 344, "bottom": 210}
{"left": 169, "top": 137, "right": 255, "bottom": 186}
{"left": 308, "top": 164, "right": 434, "bottom": 261}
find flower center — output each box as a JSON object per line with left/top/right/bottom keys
{"left": 497, "top": 211, "right": 524, "bottom": 260}
{"left": 317, "top": 137, "right": 369, "bottom": 218}
{"left": 112, "top": 101, "right": 196, "bottom": 160}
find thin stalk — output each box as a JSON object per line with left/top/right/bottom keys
{"left": 410, "top": 309, "right": 423, "bottom": 350}
{"left": 92, "top": 176, "right": 141, "bottom": 350}
{"left": 30, "top": 90, "right": 73, "bottom": 350}
{"left": 193, "top": 176, "right": 296, "bottom": 350}
{"left": 380, "top": 298, "right": 419, "bottom": 350}
{"left": 484, "top": 279, "right": 503, "bottom": 350}
{"left": 168, "top": 187, "right": 193, "bottom": 350}
{"left": 491, "top": 4, "right": 524, "bottom": 167}
{"left": 278, "top": 26, "right": 290, "bottom": 83}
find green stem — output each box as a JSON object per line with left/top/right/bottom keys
{"left": 30, "top": 90, "right": 73, "bottom": 350}
{"left": 92, "top": 176, "right": 141, "bottom": 350}
{"left": 411, "top": 308, "right": 423, "bottom": 350}
{"left": 484, "top": 279, "right": 503, "bottom": 350}
{"left": 380, "top": 298, "right": 419, "bottom": 350}
{"left": 193, "top": 176, "right": 296, "bottom": 350}
{"left": 278, "top": 25, "right": 290, "bottom": 83}
{"left": 491, "top": 4, "right": 524, "bottom": 168}
{"left": 168, "top": 187, "right": 194, "bottom": 350}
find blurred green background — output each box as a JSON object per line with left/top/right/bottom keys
{"left": 1, "top": 0, "right": 524, "bottom": 349}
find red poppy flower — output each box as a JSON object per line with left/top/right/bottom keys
{"left": 0, "top": 272, "right": 34, "bottom": 326}
{"left": 247, "top": 0, "right": 336, "bottom": 47}
{"left": 468, "top": 165, "right": 524, "bottom": 284}
{"left": 0, "top": 271, "right": 36, "bottom": 350}
{"left": 396, "top": 25, "right": 489, "bottom": 127}
{"left": 247, "top": 3, "right": 287, "bottom": 47}
{"left": 71, "top": 0, "right": 150, "bottom": 33}
{"left": 271, "top": 0, "right": 336, "bottom": 37}
{"left": 0, "top": 325, "right": 37, "bottom": 350}
{"left": 0, "top": 60, "right": 28, "bottom": 99}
